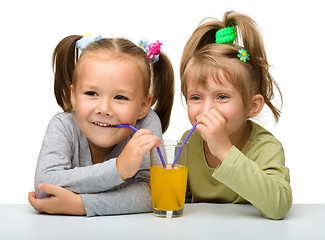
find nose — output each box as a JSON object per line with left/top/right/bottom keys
{"left": 202, "top": 98, "right": 214, "bottom": 113}
{"left": 96, "top": 99, "right": 112, "bottom": 116}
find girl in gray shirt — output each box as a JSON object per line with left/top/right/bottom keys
{"left": 28, "top": 35, "right": 174, "bottom": 216}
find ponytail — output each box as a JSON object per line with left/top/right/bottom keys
{"left": 52, "top": 35, "right": 82, "bottom": 112}
{"left": 225, "top": 12, "right": 283, "bottom": 121}
{"left": 152, "top": 51, "right": 174, "bottom": 133}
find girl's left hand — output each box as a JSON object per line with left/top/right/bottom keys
{"left": 28, "top": 183, "right": 86, "bottom": 215}
{"left": 116, "top": 129, "right": 161, "bottom": 180}
{"left": 195, "top": 108, "right": 232, "bottom": 161}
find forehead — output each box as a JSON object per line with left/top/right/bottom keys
{"left": 79, "top": 56, "right": 142, "bottom": 80}
{"left": 76, "top": 51, "right": 145, "bottom": 80}
{"left": 186, "top": 74, "right": 236, "bottom": 94}
{"left": 185, "top": 62, "right": 233, "bottom": 89}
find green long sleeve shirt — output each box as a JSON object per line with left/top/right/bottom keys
{"left": 183, "top": 120, "right": 292, "bottom": 220}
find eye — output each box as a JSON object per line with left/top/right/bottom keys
{"left": 218, "top": 94, "right": 229, "bottom": 101}
{"left": 85, "top": 91, "right": 98, "bottom": 97}
{"left": 114, "top": 95, "right": 128, "bottom": 101}
{"left": 189, "top": 95, "right": 201, "bottom": 101}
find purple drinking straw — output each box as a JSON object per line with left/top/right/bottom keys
{"left": 112, "top": 124, "right": 138, "bottom": 132}
{"left": 171, "top": 122, "right": 197, "bottom": 167}
{"left": 113, "top": 124, "right": 167, "bottom": 168}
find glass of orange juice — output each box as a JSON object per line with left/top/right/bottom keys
{"left": 150, "top": 140, "right": 188, "bottom": 218}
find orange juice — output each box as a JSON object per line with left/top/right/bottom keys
{"left": 150, "top": 164, "right": 188, "bottom": 211}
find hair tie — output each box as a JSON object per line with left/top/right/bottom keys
{"left": 76, "top": 33, "right": 102, "bottom": 51}
{"left": 139, "top": 39, "right": 162, "bottom": 63}
{"left": 237, "top": 48, "right": 250, "bottom": 62}
{"left": 215, "top": 26, "right": 237, "bottom": 44}
{"left": 215, "top": 28, "right": 250, "bottom": 62}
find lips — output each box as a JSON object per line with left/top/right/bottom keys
{"left": 92, "top": 121, "right": 113, "bottom": 127}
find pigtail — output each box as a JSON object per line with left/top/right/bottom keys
{"left": 225, "top": 12, "right": 283, "bottom": 121}
{"left": 152, "top": 52, "right": 174, "bottom": 133}
{"left": 52, "top": 35, "right": 82, "bottom": 112}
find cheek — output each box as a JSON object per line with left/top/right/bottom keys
{"left": 220, "top": 104, "right": 247, "bottom": 127}
{"left": 75, "top": 100, "right": 92, "bottom": 115}
{"left": 187, "top": 104, "right": 199, "bottom": 124}
{"left": 116, "top": 105, "right": 138, "bottom": 123}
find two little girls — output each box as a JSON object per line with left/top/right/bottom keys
{"left": 29, "top": 11, "right": 292, "bottom": 219}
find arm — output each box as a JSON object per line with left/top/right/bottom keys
{"left": 35, "top": 114, "right": 124, "bottom": 198}
{"left": 213, "top": 143, "right": 292, "bottom": 220}
{"left": 29, "top": 183, "right": 86, "bottom": 216}
{"left": 81, "top": 169, "right": 152, "bottom": 216}
{"left": 33, "top": 110, "right": 161, "bottom": 216}
{"left": 29, "top": 168, "right": 151, "bottom": 216}
{"left": 194, "top": 108, "right": 292, "bottom": 219}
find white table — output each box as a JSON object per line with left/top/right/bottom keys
{"left": 0, "top": 203, "right": 324, "bottom": 240}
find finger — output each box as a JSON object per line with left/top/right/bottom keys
{"left": 28, "top": 191, "right": 36, "bottom": 205}
{"left": 209, "top": 108, "right": 226, "bottom": 122}
{"left": 138, "top": 136, "right": 161, "bottom": 151}
{"left": 196, "top": 113, "right": 214, "bottom": 131}
{"left": 197, "top": 108, "right": 226, "bottom": 130}
{"left": 133, "top": 130, "right": 161, "bottom": 145}
{"left": 133, "top": 129, "right": 153, "bottom": 138}
{"left": 28, "top": 191, "right": 46, "bottom": 212}
{"left": 37, "top": 183, "right": 64, "bottom": 196}
{"left": 197, "top": 108, "right": 220, "bottom": 122}
{"left": 28, "top": 191, "right": 36, "bottom": 198}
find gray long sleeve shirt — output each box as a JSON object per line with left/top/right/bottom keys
{"left": 34, "top": 109, "right": 162, "bottom": 216}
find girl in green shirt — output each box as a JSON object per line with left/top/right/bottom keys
{"left": 180, "top": 11, "right": 292, "bottom": 220}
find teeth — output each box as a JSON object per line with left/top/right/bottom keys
{"left": 94, "top": 122, "right": 111, "bottom": 127}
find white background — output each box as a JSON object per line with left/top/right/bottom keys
{"left": 1, "top": 0, "right": 324, "bottom": 204}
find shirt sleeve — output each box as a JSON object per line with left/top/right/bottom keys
{"left": 81, "top": 169, "right": 152, "bottom": 216}
{"left": 35, "top": 115, "right": 124, "bottom": 198}
{"left": 213, "top": 142, "right": 292, "bottom": 220}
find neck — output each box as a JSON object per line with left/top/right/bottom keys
{"left": 229, "top": 121, "right": 252, "bottom": 151}
{"left": 88, "top": 140, "right": 114, "bottom": 164}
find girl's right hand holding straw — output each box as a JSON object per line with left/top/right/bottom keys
{"left": 196, "top": 108, "right": 232, "bottom": 163}
{"left": 116, "top": 129, "right": 161, "bottom": 180}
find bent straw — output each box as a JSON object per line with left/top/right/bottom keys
{"left": 112, "top": 124, "right": 138, "bottom": 132}
{"left": 113, "top": 124, "right": 167, "bottom": 168}
{"left": 171, "top": 122, "right": 197, "bottom": 167}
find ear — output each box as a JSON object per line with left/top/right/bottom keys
{"left": 248, "top": 94, "right": 264, "bottom": 118}
{"left": 70, "top": 85, "right": 76, "bottom": 109}
{"left": 137, "top": 94, "right": 152, "bottom": 120}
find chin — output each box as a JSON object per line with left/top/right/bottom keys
{"left": 88, "top": 138, "right": 116, "bottom": 149}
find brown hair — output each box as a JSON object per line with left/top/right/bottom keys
{"left": 52, "top": 35, "right": 174, "bottom": 133}
{"left": 180, "top": 11, "right": 282, "bottom": 122}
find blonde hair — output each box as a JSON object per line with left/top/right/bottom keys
{"left": 52, "top": 36, "right": 174, "bottom": 133}
{"left": 180, "top": 11, "right": 282, "bottom": 122}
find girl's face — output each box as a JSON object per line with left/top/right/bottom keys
{"left": 71, "top": 55, "right": 150, "bottom": 153}
{"left": 186, "top": 73, "right": 250, "bottom": 142}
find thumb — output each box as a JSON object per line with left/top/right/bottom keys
{"left": 37, "top": 183, "right": 62, "bottom": 196}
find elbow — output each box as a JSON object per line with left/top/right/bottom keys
{"left": 261, "top": 195, "right": 293, "bottom": 220}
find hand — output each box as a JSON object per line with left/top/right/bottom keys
{"left": 195, "top": 108, "right": 232, "bottom": 161}
{"left": 28, "top": 183, "right": 86, "bottom": 215}
{"left": 117, "top": 129, "right": 161, "bottom": 180}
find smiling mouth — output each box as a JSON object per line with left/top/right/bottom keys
{"left": 92, "top": 122, "right": 114, "bottom": 127}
